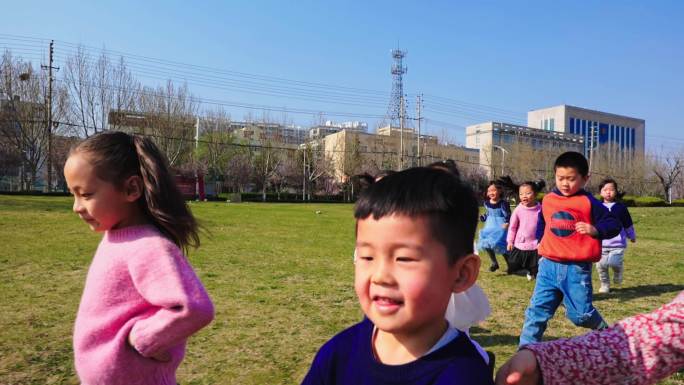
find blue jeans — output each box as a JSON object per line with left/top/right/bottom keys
{"left": 519, "top": 257, "right": 605, "bottom": 347}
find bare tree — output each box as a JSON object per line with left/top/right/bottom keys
{"left": 299, "top": 144, "right": 333, "bottom": 200}
{"left": 197, "top": 107, "right": 233, "bottom": 181}
{"left": 109, "top": 56, "right": 139, "bottom": 129}
{"left": 252, "top": 141, "right": 283, "bottom": 201}
{"left": 137, "top": 80, "right": 198, "bottom": 166}
{"left": 63, "top": 46, "right": 138, "bottom": 137}
{"left": 63, "top": 46, "right": 98, "bottom": 137}
{"left": 652, "top": 152, "right": 683, "bottom": 204}
{"left": 225, "top": 145, "right": 252, "bottom": 193}
{"left": 0, "top": 51, "right": 48, "bottom": 190}
{"left": 339, "top": 134, "right": 363, "bottom": 201}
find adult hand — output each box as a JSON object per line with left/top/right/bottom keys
{"left": 495, "top": 349, "right": 541, "bottom": 385}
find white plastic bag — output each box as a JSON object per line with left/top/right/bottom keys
{"left": 445, "top": 283, "right": 491, "bottom": 332}
{"left": 445, "top": 243, "right": 491, "bottom": 332}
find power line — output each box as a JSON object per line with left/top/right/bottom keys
{"left": 4, "top": 35, "right": 682, "bottom": 148}
{"left": 1, "top": 34, "right": 528, "bottom": 121}
{"left": 50, "top": 77, "right": 386, "bottom": 119}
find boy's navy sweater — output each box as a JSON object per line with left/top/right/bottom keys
{"left": 603, "top": 201, "right": 636, "bottom": 248}
{"left": 535, "top": 188, "right": 621, "bottom": 241}
{"left": 301, "top": 318, "right": 494, "bottom": 385}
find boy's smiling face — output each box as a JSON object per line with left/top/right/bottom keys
{"left": 354, "top": 214, "right": 463, "bottom": 338}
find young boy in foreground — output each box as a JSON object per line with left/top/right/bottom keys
{"left": 302, "top": 166, "right": 493, "bottom": 385}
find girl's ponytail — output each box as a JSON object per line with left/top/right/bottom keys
{"left": 132, "top": 135, "right": 200, "bottom": 252}
{"left": 529, "top": 179, "right": 546, "bottom": 193}
{"left": 496, "top": 175, "right": 519, "bottom": 196}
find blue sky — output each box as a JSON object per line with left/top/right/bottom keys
{"left": 2, "top": 1, "right": 683, "bottom": 151}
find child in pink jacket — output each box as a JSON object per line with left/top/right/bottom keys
{"left": 504, "top": 179, "right": 545, "bottom": 280}
{"left": 65, "top": 131, "right": 214, "bottom": 385}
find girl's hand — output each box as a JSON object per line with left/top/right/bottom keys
{"left": 575, "top": 222, "right": 598, "bottom": 237}
{"left": 495, "top": 349, "right": 541, "bottom": 385}
{"left": 128, "top": 330, "right": 172, "bottom": 362}
{"left": 507, "top": 243, "right": 513, "bottom": 252}
{"left": 502, "top": 223, "right": 509, "bottom": 229}
{"left": 149, "top": 350, "right": 172, "bottom": 362}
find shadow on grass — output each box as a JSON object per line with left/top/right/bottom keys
{"left": 470, "top": 327, "right": 577, "bottom": 350}
{"left": 470, "top": 333, "right": 520, "bottom": 348}
{"left": 594, "top": 283, "right": 684, "bottom": 302}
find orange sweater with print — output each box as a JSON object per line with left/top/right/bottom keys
{"left": 537, "top": 190, "right": 621, "bottom": 263}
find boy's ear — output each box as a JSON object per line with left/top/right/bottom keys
{"left": 451, "top": 254, "right": 480, "bottom": 294}
{"left": 123, "top": 175, "right": 144, "bottom": 202}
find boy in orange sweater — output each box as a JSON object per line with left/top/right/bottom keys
{"left": 518, "top": 152, "right": 621, "bottom": 347}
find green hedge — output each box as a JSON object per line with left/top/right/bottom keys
{"left": 622, "top": 195, "right": 668, "bottom": 207}
{"left": 218, "top": 192, "right": 346, "bottom": 203}
{"left": 534, "top": 192, "right": 671, "bottom": 207}
{"left": 671, "top": 199, "right": 684, "bottom": 207}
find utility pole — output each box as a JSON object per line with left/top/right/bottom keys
{"left": 416, "top": 94, "right": 422, "bottom": 166}
{"left": 41, "top": 40, "right": 59, "bottom": 192}
{"left": 302, "top": 147, "right": 306, "bottom": 201}
{"left": 195, "top": 117, "right": 200, "bottom": 200}
{"left": 399, "top": 95, "right": 404, "bottom": 169}
{"left": 588, "top": 123, "right": 597, "bottom": 174}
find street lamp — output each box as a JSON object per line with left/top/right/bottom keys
{"left": 492, "top": 145, "right": 509, "bottom": 176}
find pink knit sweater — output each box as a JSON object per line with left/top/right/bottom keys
{"left": 506, "top": 203, "right": 541, "bottom": 251}
{"left": 73, "top": 225, "right": 214, "bottom": 385}
{"left": 527, "top": 291, "right": 684, "bottom": 385}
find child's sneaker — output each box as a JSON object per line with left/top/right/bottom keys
{"left": 526, "top": 272, "right": 534, "bottom": 281}
{"left": 489, "top": 263, "right": 499, "bottom": 272}
{"left": 598, "top": 284, "right": 610, "bottom": 294}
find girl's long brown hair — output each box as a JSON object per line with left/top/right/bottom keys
{"left": 71, "top": 131, "right": 199, "bottom": 252}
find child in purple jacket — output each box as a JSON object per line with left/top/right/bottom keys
{"left": 505, "top": 180, "right": 546, "bottom": 280}
{"left": 597, "top": 178, "right": 636, "bottom": 293}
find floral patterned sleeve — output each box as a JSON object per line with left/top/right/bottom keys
{"left": 526, "top": 291, "right": 684, "bottom": 385}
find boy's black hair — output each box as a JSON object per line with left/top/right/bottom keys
{"left": 352, "top": 173, "right": 375, "bottom": 191}
{"left": 354, "top": 166, "right": 478, "bottom": 265}
{"left": 554, "top": 151, "right": 589, "bottom": 176}
{"left": 374, "top": 169, "right": 396, "bottom": 181}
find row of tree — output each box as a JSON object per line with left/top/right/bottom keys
{"left": 1, "top": 47, "right": 682, "bottom": 202}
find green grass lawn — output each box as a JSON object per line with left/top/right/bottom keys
{"left": 1, "top": 195, "right": 683, "bottom": 384}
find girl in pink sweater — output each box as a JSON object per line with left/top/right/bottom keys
{"left": 64, "top": 131, "right": 214, "bottom": 385}
{"left": 504, "top": 179, "right": 546, "bottom": 280}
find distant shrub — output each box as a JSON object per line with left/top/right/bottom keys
{"left": 630, "top": 196, "right": 668, "bottom": 207}
{"left": 671, "top": 199, "right": 684, "bottom": 207}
